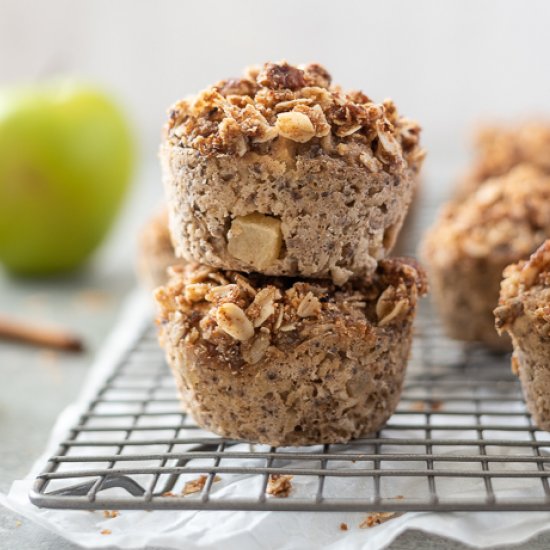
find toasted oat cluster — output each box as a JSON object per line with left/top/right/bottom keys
{"left": 155, "top": 259, "right": 426, "bottom": 367}
{"left": 266, "top": 474, "right": 293, "bottom": 498}
{"left": 165, "top": 61, "right": 424, "bottom": 175}
{"left": 458, "top": 121, "right": 550, "bottom": 196}
{"left": 427, "top": 165, "right": 550, "bottom": 264}
{"left": 495, "top": 240, "right": 550, "bottom": 337}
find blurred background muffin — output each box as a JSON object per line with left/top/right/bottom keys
{"left": 456, "top": 120, "right": 550, "bottom": 199}
{"left": 422, "top": 165, "right": 550, "bottom": 351}
{"left": 136, "top": 206, "right": 179, "bottom": 289}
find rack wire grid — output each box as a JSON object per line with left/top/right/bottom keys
{"left": 29, "top": 196, "right": 550, "bottom": 513}
{"left": 29, "top": 301, "right": 550, "bottom": 513}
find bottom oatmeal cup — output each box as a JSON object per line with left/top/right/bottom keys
{"left": 154, "top": 259, "right": 426, "bottom": 446}
{"left": 495, "top": 241, "right": 550, "bottom": 430}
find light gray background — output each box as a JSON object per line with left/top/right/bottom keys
{"left": 2, "top": 1, "right": 550, "bottom": 548}
{"left": 3, "top": 0, "right": 550, "bottom": 177}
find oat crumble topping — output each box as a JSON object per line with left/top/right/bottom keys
{"left": 164, "top": 61, "right": 424, "bottom": 175}
{"left": 155, "top": 260, "right": 427, "bottom": 368}
{"left": 495, "top": 240, "right": 550, "bottom": 335}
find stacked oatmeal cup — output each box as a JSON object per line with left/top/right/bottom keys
{"left": 154, "top": 62, "right": 426, "bottom": 446}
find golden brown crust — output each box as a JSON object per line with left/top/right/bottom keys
{"left": 164, "top": 61, "right": 424, "bottom": 176}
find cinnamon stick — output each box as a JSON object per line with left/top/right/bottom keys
{"left": 0, "top": 316, "right": 84, "bottom": 352}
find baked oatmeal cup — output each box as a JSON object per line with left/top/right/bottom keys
{"left": 422, "top": 165, "right": 550, "bottom": 351}
{"left": 155, "top": 258, "right": 427, "bottom": 446}
{"left": 495, "top": 241, "right": 550, "bottom": 430}
{"left": 161, "top": 62, "right": 424, "bottom": 284}
{"left": 136, "top": 207, "right": 179, "bottom": 288}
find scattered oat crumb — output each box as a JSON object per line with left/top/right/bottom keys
{"left": 162, "top": 491, "right": 176, "bottom": 497}
{"left": 74, "top": 290, "right": 111, "bottom": 311}
{"left": 359, "top": 512, "right": 397, "bottom": 529}
{"left": 100, "top": 529, "right": 112, "bottom": 535}
{"left": 182, "top": 474, "right": 222, "bottom": 495}
{"left": 339, "top": 522, "right": 349, "bottom": 531}
{"left": 102, "top": 510, "right": 119, "bottom": 519}
{"left": 15, "top": 520, "right": 22, "bottom": 528}
{"left": 394, "top": 495, "right": 404, "bottom": 500}
{"left": 266, "top": 474, "right": 293, "bottom": 497}
{"left": 183, "top": 475, "right": 207, "bottom": 495}
{"left": 410, "top": 400, "right": 443, "bottom": 412}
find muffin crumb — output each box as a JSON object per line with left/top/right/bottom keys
{"left": 359, "top": 512, "right": 397, "bottom": 528}
{"left": 182, "top": 474, "right": 222, "bottom": 495}
{"left": 266, "top": 474, "right": 293, "bottom": 497}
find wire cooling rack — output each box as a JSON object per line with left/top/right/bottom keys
{"left": 29, "top": 301, "right": 550, "bottom": 513}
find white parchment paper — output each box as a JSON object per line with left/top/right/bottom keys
{"left": 2, "top": 290, "right": 550, "bottom": 550}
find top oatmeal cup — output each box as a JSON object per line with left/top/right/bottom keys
{"left": 161, "top": 61, "right": 424, "bottom": 284}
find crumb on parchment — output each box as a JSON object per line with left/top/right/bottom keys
{"left": 266, "top": 474, "right": 293, "bottom": 497}
{"left": 410, "top": 400, "right": 443, "bottom": 412}
{"left": 182, "top": 474, "right": 222, "bottom": 495}
{"left": 359, "top": 512, "right": 397, "bottom": 529}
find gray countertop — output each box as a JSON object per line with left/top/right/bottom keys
{"left": 1, "top": 164, "right": 550, "bottom": 549}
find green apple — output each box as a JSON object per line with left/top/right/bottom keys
{"left": 0, "top": 80, "right": 134, "bottom": 276}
